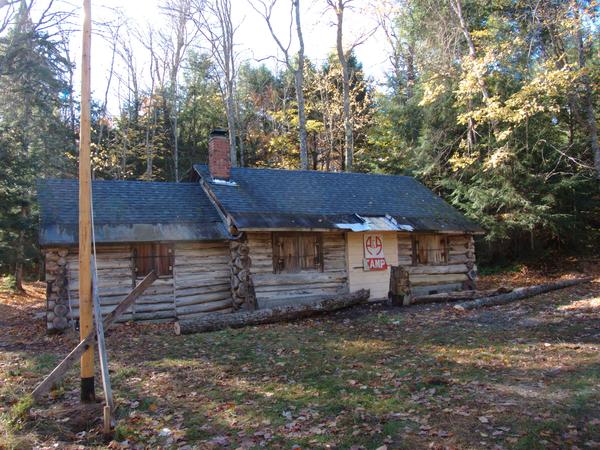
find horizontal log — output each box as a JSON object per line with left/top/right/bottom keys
{"left": 68, "top": 310, "right": 133, "bottom": 322}
{"left": 68, "top": 304, "right": 125, "bottom": 318}
{"left": 67, "top": 252, "right": 131, "bottom": 262}
{"left": 409, "top": 283, "right": 464, "bottom": 298}
{"left": 175, "top": 292, "right": 231, "bottom": 307}
{"left": 69, "top": 284, "right": 133, "bottom": 297}
{"left": 175, "top": 276, "right": 230, "bottom": 289}
{"left": 407, "top": 264, "right": 468, "bottom": 275}
{"left": 175, "top": 298, "right": 233, "bottom": 316}
{"left": 256, "top": 287, "right": 346, "bottom": 301}
{"left": 454, "top": 277, "right": 593, "bottom": 311}
{"left": 410, "top": 273, "right": 467, "bottom": 286}
{"left": 175, "top": 290, "right": 231, "bottom": 304}
{"left": 133, "top": 310, "right": 176, "bottom": 321}
{"left": 253, "top": 272, "right": 346, "bottom": 286}
{"left": 174, "top": 256, "right": 229, "bottom": 265}
{"left": 412, "top": 287, "right": 513, "bottom": 304}
{"left": 71, "top": 294, "right": 132, "bottom": 307}
{"left": 68, "top": 280, "right": 132, "bottom": 293}
{"left": 175, "top": 281, "right": 230, "bottom": 295}
{"left": 135, "top": 294, "right": 175, "bottom": 305}
{"left": 179, "top": 284, "right": 231, "bottom": 298}
{"left": 175, "top": 289, "right": 370, "bottom": 335}
{"left": 177, "top": 308, "right": 233, "bottom": 320}
{"left": 173, "top": 265, "right": 230, "bottom": 275}
{"left": 134, "top": 302, "right": 175, "bottom": 313}
{"left": 255, "top": 282, "right": 344, "bottom": 294}
{"left": 68, "top": 272, "right": 133, "bottom": 284}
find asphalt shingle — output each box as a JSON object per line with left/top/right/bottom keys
{"left": 37, "top": 179, "right": 230, "bottom": 245}
{"left": 194, "top": 165, "right": 482, "bottom": 233}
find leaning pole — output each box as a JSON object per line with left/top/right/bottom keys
{"left": 79, "top": 0, "right": 95, "bottom": 403}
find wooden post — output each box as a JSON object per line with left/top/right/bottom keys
{"left": 79, "top": 0, "right": 94, "bottom": 403}
{"left": 32, "top": 272, "right": 158, "bottom": 401}
{"left": 92, "top": 257, "right": 114, "bottom": 428}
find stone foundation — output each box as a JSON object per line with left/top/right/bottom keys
{"left": 44, "top": 248, "right": 70, "bottom": 332}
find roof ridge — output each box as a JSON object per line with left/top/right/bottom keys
{"left": 193, "top": 163, "right": 413, "bottom": 179}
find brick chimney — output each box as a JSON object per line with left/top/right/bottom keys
{"left": 208, "top": 128, "right": 230, "bottom": 180}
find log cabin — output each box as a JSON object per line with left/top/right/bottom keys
{"left": 38, "top": 129, "right": 483, "bottom": 332}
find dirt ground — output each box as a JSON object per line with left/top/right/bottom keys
{"left": 1, "top": 263, "right": 599, "bottom": 449}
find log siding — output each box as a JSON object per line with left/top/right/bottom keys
{"left": 399, "top": 233, "right": 477, "bottom": 297}
{"left": 57, "top": 242, "right": 233, "bottom": 327}
{"left": 246, "top": 231, "right": 348, "bottom": 305}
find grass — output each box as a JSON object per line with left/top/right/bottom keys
{"left": 1, "top": 279, "right": 600, "bottom": 448}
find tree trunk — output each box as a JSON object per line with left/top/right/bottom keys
{"left": 453, "top": 277, "right": 592, "bottom": 311}
{"left": 174, "top": 289, "right": 370, "bottom": 334}
{"left": 173, "top": 80, "right": 179, "bottom": 181}
{"left": 294, "top": 0, "right": 308, "bottom": 170}
{"left": 333, "top": 0, "right": 353, "bottom": 172}
{"left": 14, "top": 205, "right": 27, "bottom": 292}
{"left": 577, "top": 22, "right": 600, "bottom": 178}
{"left": 450, "top": 0, "right": 490, "bottom": 100}
{"left": 226, "top": 87, "right": 237, "bottom": 167}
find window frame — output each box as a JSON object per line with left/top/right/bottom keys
{"left": 411, "top": 234, "right": 448, "bottom": 266}
{"left": 133, "top": 243, "right": 174, "bottom": 278}
{"left": 271, "top": 232, "right": 324, "bottom": 274}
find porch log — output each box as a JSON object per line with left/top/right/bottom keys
{"left": 412, "top": 286, "right": 513, "bottom": 304}
{"left": 406, "top": 264, "right": 468, "bottom": 275}
{"left": 174, "top": 289, "right": 370, "bottom": 335}
{"left": 454, "top": 277, "right": 592, "bottom": 311}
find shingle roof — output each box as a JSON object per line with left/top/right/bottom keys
{"left": 37, "top": 179, "right": 230, "bottom": 246}
{"left": 193, "top": 165, "right": 483, "bottom": 233}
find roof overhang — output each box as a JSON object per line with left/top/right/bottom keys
{"left": 231, "top": 212, "right": 484, "bottom": 234}
{"left": 40, "top": 222, "right": 231, "bottom": 246}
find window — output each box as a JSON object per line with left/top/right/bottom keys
{"left": 133, "top": 243, "right": 174, "bottom": 277}
{"left": 272, "top": 232, "right": 323, "bottom": 273}
{"left": 412, "top": 234, "right": 448, "bottom": 265}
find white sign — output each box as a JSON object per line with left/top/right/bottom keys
{"left": 363, "top": 234, "right": 388, "bottom": 271}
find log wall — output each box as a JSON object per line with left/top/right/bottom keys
{"left": 173, "top": 242, "right": 232, "bottom": 319}
{"left": 246, "top": 232, "right": 349, "bottom": 305}
{"left": 53, "top": 242, "right": 233, "bottom": 327}
{"left": 398, "top": 233, "right": 478, "bottom": 297}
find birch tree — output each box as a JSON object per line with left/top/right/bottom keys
{"left": 249, "top": 0, "right": 308, "bottom": 169}
{"left": 192, "top": 0, "right": 240, "bottom": 167}
{"left": 326, "top": 0, "right": 373, "bottom": 171}
{"left": 160, "top": 0, "right": 196, "bottom": 181}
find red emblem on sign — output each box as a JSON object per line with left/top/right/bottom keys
{"left": 363, "top": 234, "right": 387, "bottom": 271}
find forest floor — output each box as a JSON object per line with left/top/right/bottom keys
{"left": 1, "top": 261, "right": 600, "bottom": 449}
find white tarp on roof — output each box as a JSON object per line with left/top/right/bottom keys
{"left": 335, "top": 214, "right": 414, "bottom": 232}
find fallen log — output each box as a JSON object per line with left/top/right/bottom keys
{"left": 412, "top": 286, "right": 513, "bottom": 305}
{"left": 174, "top": 289, "right": 370, "bottom": 335}
{"left": 454, "top": 277, "right": 592, "bottom": 311}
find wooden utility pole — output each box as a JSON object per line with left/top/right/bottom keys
{"left": 79, "top": 0, "right": 95, "bottom": 403}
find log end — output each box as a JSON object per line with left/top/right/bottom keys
{"left": 174, "top": 321, "right": 181, "bottom": 336}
